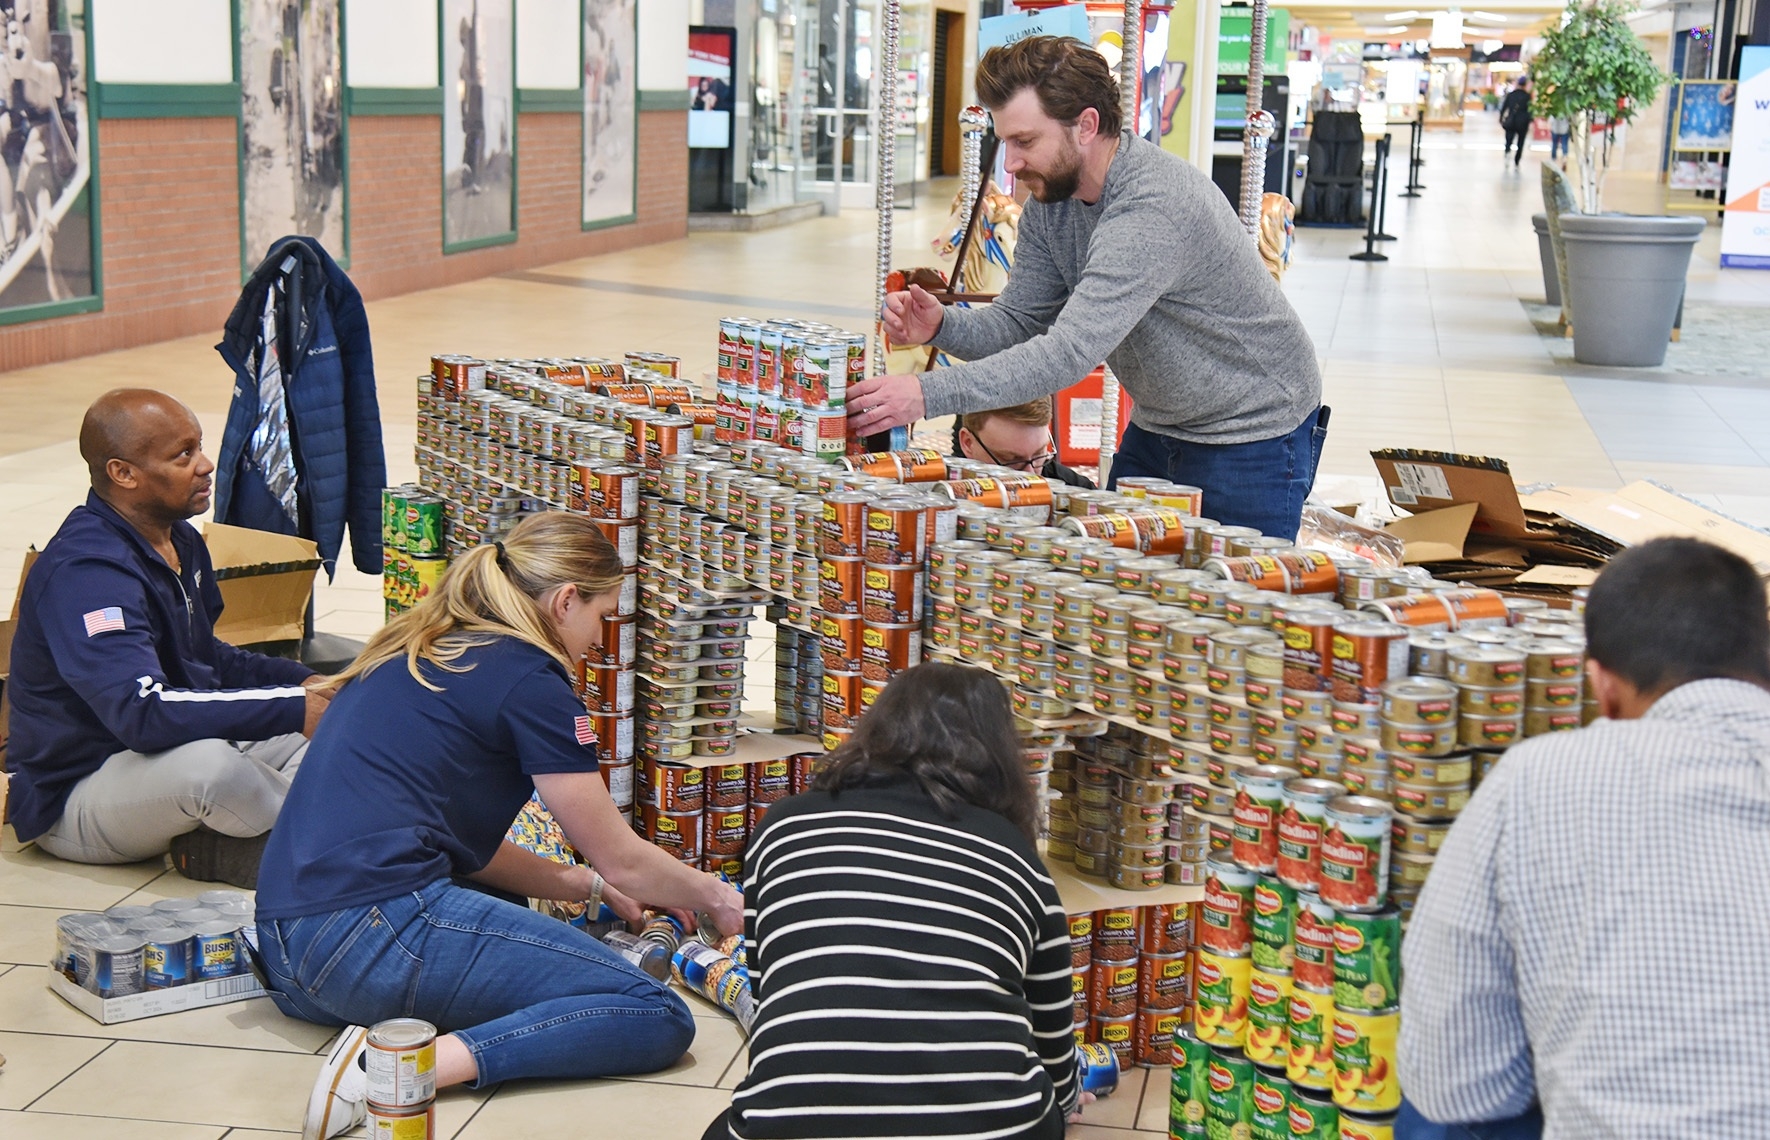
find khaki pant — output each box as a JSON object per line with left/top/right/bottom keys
{"left": 35, "top": 734, "right": 308, "bottom": 864}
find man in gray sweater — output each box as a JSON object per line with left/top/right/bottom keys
{"left": 850, "top": 36, "right": 1326, "bottom": 540}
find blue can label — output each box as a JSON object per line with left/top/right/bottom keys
{"left": 194, "top": 930, "right": 240, "bottom": 980}
{"left": 1075, "top": 1041, "right": 1120, "bottom": 1095}
{"left": 144, "top": 936, "right": 191, "bottom": 989}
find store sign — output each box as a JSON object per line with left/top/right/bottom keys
{"left": 979, "top": 5, "right": 1092, "bottom": 55}
{"left": 1217, "top": 9, "right": 1290, "bottom": 77}
{"left": 1721, "top": 47, "right": 1770, "bottom": 269}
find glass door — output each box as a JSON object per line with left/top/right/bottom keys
{"left": 794, "top": 0, "right": 878, "bottom": 212}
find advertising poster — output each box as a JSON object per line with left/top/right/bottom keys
{"left": 1721, "top": 47, "right": 1770, "bottom": 269}
{"left": 442, "top": 0, "right": 516, "bottom": 251}
{"left": 0, "top": 0, "right": 96, "bottom": 319}
{"left": 238, "top": 0, "right": 346, "bottom": 268}
{"left": 583, "top": 0, "right": 636, "bottom": 228}
{"left": 688, "top": 26, "right": 734, "bottom": 150}
{"left": 1675, "top": 80, "right": 1736, "bottom": 150}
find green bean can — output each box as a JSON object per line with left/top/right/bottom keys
{"left": 1249, "top": 1069, "right": 1292, "bottom": 1140}
{"left": 1250, "top": 874, "right": 1297, "bottom": 972}
{"left": 1286, "top": 1089, "right": 1340, "bottom": 1140}
{"left": 383, "top": 485, "right": 410, "bottom": 552}
{"left": 1331, "top": 906, "right": 1402, "bottom": 1013}
{"left": 405, "top": 495, "right": 446, "bottom": 556}
{"left": 1204, "top": 1047, "right": 1255, "bottom": 1140}
{"left": 1170, "top": 1026, "right": 1211, "bottom": 1138}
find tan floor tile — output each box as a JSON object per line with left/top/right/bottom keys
{"left": 1077, "top": 1063, "right": 1148, "bottom": 1130}
{"left": 0, "top": 845, "right": 167, "bottom": 910}
{"left": 0, "top": 966, "right": 334, "bottom": 1055}
{"left": 1136, "top": 1067, "right": 1177, "bottom": 1131}
{"left": 214, "top": 1132, "right": 296, "bottom": 1139}
{"left": 0, "top": 905, "right": 59, "bottom": 967}
{"left": 30, "top": 1039, "right": 321, "bottom": 1131}
{"left": 455, "top": 1076, "right": 733, "bottom": 1140}
{"left": 1066, "top": 1127, "right": 1167, "bottom": 1140}
{"left": 112, "top": 870, "right": 254, "bottom": 909}
{"left": 0, "top": 1030, "right": 110, "bottom": 1109}
{"left": 1613, "top": 461, "right": 1770, "bottom": 497}
{"left": 611, "top": 1010, "right": 746, "bottom": 1090}
{"left": 0, "top": 1110, "right": 224, "bottom": 1140}
{"left": 433, "top": 1085, "right": 499, "bottom": 1140}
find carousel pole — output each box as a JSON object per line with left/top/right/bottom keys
{"left": 1096, "top": 0, "right": 1140, "bottom": 485}
{"left": 873, "top": 0, "right": 902, "bottom": 380}
{"left": 952, "top": 106, "right": 990, "bottom": 294}
{"left": 1239, "top": 0, "right": 1276, "bottom": 239}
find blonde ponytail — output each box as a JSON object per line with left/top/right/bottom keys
{"left": 333, "top": 512, "right": 627, "bottom": 691}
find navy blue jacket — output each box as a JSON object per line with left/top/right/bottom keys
{"left": 215, "top": 236, "right": 385, "bottom": 578}
{"left": 6, "top": 494, "right": 314, "bottom": 841}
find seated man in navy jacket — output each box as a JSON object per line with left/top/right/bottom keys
{"left": 8, "top": 389, "right": 327, "bottom": 888}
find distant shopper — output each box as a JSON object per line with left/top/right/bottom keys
{"left": 852, "top": 35, "right": 1325, "bottom": 540}
{"left": 253, "top": 513, "right": 743, "bottom": 1140}
{"left": 953, "top": 396, "right": 1097, "bottom": 488}
{"left": 1400, "top": 537, "right": 1770, "bottom": 1139}
{"left": 706, "top": 662, "right": 1089, "bottom": 1140}
{"left": 6, "top": 389, "right": 325, "bottom": 888}
{"left": 1500, "top": 77, "right": 1533, "bottom": 166}
{"left": 1548, "top": 115, "right": 1570, "bottom": 161}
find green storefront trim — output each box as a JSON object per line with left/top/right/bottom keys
{"left": 638, "top": 90, "right": 692, "bottom": 112}
{"left": 94, "top": 83, "right": 240, "bottom": 119}
{"left": 347, "top": 87, "right": 443, "bottom": 116}
{"left": 518, "top": 87, "right": 583, "bottom": 113}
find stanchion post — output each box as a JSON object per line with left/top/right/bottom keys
{"left": 1401, "top": 116, "right": 1423, "bottom": 198}
{"left": 1350, "top": 137, "right": 1389, "bottom": 263}
{"left": 1374, "top": 135, "right": 1397, "bottom": 241}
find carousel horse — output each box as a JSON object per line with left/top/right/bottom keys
{"left": 1259, "top": 192, "right": 1295, "bottom": 283}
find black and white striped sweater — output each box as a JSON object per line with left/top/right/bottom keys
{"left": 724, "top": 781, "right": 1080, "bottom": 1140}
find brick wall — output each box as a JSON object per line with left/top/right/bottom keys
{"left": 0, "top": 110, "right": 687, "bottom": 372}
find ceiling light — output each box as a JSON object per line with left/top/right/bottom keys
{"left": 1383, "top": 11, "right": 1422, "bottom": 20}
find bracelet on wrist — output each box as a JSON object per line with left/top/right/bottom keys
{"left": 587, "top": 870, "right": 605, "bottom": 914}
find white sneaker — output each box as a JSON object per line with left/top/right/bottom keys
{"left": 303, "top": 1024, "right": 368, "bottom": 1140}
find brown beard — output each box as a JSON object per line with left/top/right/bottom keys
{"left": 1023, "top": 140, "right": 1083, "bottom": 203}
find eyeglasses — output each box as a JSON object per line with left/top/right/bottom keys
{"left": 974, "top": 433, "right": 1056, "bottom": 473}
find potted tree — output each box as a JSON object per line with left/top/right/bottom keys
{"left": 1529, "top": 0, "right": 1701, "bottom": 366}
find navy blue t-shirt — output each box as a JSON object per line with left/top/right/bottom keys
{"left": 255, "top": 636, "right": 599, "bottom": 920}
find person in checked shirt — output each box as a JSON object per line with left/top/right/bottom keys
{"left": 1399, "top": 537, "right": 1770, "bottom": 1139}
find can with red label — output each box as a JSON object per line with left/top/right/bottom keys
{"left": 1231, "top": 765, "right": 1297, "bottom": 874}
{"left": 1276, "top": 777, "right": 1339, "bottom": 891}
{"left": 1201, "top": 853, "right": 1257, "bottom": 954}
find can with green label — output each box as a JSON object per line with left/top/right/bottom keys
{"left": 1250, "top": 874, "right": 1297, "bottom": 972}
{"left": 1203, "top": 1046, "right": 1255, "bottom": 1140}
{"left": 1286, "top": 1088, "right": 1339, "bottom": 1139}
{"left": 405, "top": 495, "right": 446, "bottom": 556}
{"left": 383, "top": 485, "right": 410, "bottom": 552}
{"left": 1249, "top": 1068, "right": 1291, "bottom": 1140}
{"left": 1170, "top": 1026, "right": 1211, "bottom": 1138}
{"left": 1331, "top": 906, "right": 1402, "bottom": 1013}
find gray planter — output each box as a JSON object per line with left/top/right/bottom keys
{"left": 1558, "top": 214, "right": 1705, "bottom": 367}
{"left": 1531, "top": 213, "right": 1561, "bottom": 307}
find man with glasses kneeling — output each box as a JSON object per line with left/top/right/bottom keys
{"left": 953, "top": 396, "right": 1095, "bottom": 489}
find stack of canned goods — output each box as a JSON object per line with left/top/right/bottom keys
{"left": 715, "top": 316, "right": 904, "bottom": 457}
{"left": 380, "top": 484, "right": 451, "bottom": 617}
{"left": 1070, "top": 904, "right": 1196, "bottom": 1069}
{"left": 772, "top": 621, "right": 825, "bottom": 737}
{"left": 1052, "top": 730, "right": 1198, "bottom": 889}
{"left": 1179, "top": 782, "right": 1400, "bottom": 1138}
{"left": 53, "top": 892, "right": 256, "bottom": 998}
{"left": 363, "top": 1018, "right": 439, "bottom": 1140}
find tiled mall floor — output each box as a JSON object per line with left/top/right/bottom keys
{"left": 2, "top": 114, "right": 1768, "bottom": 1138}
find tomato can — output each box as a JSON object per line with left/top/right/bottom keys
{"left": 1231, "top": 765, "right": 1296, "bottom": 873}
{"left": 1275, "top": 777, "right": 1338, "bottom": 892}
{"left": 1286, "top": 984, "right": 1337, "bottom": 1091}
{"left": 1331, "top": 907, "right": 1402, "bottom": 1013}
{"left": 1332, "top": 1008, "right": 1400, "bottom": 1113}
{"left": 1377, "top": 678, "right": 1457, "bottom": 726}
{"left": 1203, "top": 1045, "right": 1257, "bottom": 1131}
{"left": 1194, "top": 948, "right": 1252, "bottom": 1046}
{"left": 1250, "top": 876, "right": 1298, "bottom": 973}
{"left": 1201, "top": 853, "right": 1257, "bottom": 954}
{"left": 1318, "top": 797, "right": 1391, "bottom": 913}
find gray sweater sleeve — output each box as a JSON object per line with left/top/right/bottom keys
{"left": 918, "top": 185, "right": 1183, "bottom": 420}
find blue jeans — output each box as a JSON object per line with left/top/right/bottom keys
{"left": 1397, "top": 1098, "right": 1544, "bottom": 1140}
{"left": 1550, "top": 133, "right": 1569, "bottom": 160}
{"left": 256, "top": 879, "right": 695, "bottom": 1087}
{"left": 1107, "top": 407, "right": 1329, "bottom": 541}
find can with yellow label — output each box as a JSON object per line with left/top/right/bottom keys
{"left": 1331, "top": 1008, "right": 1401, "bottom": 1114}
{"left": 1286, "top": 984, "right": 1336, "bottom": 1091}
{"left": 1193, "top": 948, "right": 1252, "bottom": 1047}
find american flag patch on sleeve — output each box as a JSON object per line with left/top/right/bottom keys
{"left": 82, "top": 607, "right": 126, "bottom": 636}
{"left": 573, "top": 715, "right": 597, "bottom": 746}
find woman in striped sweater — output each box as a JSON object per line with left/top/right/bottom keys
{"left": 705, "top": 662, "right": 1088, "bottom": 1140}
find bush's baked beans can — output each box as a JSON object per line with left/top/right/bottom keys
{"left": 704, "top": 809, "right": 749, "bottom": 858}
{"left": 1089, "top": 959, "right": 1140, "bottom": 1017}
{"left": 860, "top": 622, "right": 921, "bottom": 682}
{"left": 367, "top": 1102, "right": 435, "bottom": 1140}
{"left": 1137, "top": 901, "right": 1191, "bottom": 956}
{"left": 818, "top": 557, "right": 864, "bottom": 615}
{"left": 584, "top": 664, "right": 634, "bottom": 714}
{"left": 648, "top": 762, "right": 704, "bottom": 812}
{"left": 569, "top": 463, "right": 640, "bottom": 519}
{"left": 1070, "top": 914, "right": 1094, "bottom": 969}
{"left": 821, "top": 670, "right": 864, "bottom": 729}
{"left": 706, "top": 764, "right": 749, "bottom": 809}
{"left": 1139, "top": 951, "right": 1193, "bottom": 1010}
{"left": 861, "top": 497, "right": 930, "bottom": 565}
{"left": 745, "top": 757, "right": 791, "bottom": 804}
{"left": 820, "top": 614, "right": 863, "bottom": 672}
{"left": 1093, "top": 1013, "right": 1136, "bottom": 1067}
{"left": 861, "top": 563, "right": 922, "bottom": 624}
{"left": 1328, "top": 622, "right": 1410, "bottom": 705}
{"left": 1135, "top": 1007, "right": 1183, "bottom": 1067}
{"left": 1092, "top": 907, "right": 1139, "bottom": 963}
{"left": 1282, "top": 610, "right": 1340, "bottom": 693}
{"left": 365, "top": 1019, "right": 437, "bottom": 1109}
{"left": 590, "top": 518, "right": 639, "bottom": 568}
{"left": 789, "top": 751, "right": 820, "bottom": 794}
{"left": 821, "top": 491, "right": 871, "bottom": 557}
{"left": 592, "top": 713, "right": 634, "bottom": 763}
{"left": 641, "top": 805, "right": 704, "bottom": 861}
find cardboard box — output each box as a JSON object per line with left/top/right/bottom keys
{"left": 202, "top": 524, "right": 323, "bottom": 646}
{"left": 48, "top": 967, "right": 266, "bottom": 1025}
{"left": 1370, "top": 449, "right": 1770, "bottom": 594}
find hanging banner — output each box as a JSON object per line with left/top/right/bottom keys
{"left": 978, "top": 5, "right": 1092, "bottom": 55}
{"left": 1721, "top": 46, "right": 1770, "bottom": 269}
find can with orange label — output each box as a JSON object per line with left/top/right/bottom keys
{"left": 819, "top": 557, "right": 864, "bottom": 616}
{"left": 1329, "top": 622, "right": 1410, "bottom": 705}
{"left": 820, "top": 614, "right": 863, "bottom": 672}
{"left": 1092, "top": 1013, "right": 1136, "bottom": 1068}
{"left": 862, "top": 498, "right": 930, "bottom": 565}
{"left": 821, "top": 491, "right": 871, "bottom": 558}
{"left": 1134, "top": 1007, "right": 1183, "bottom": 1067}
{"left": 569, "top": 463, "right": 641, "bottom": 519}
{"left": 1139, "top": 902, "right": 1192, "bottom": 954}
{"left": 1092, "top": 907, "right": 1139, "bottom": 963}
{"left": 1138, "top": 952, "right": 1193, "bottom": 1010}
{"left": 706, "top": 764, "right": 749, "bottom": 810}
{"left": 821, "top": 670, "right": 865, "bottom": 729}
{"left": 861, "top": 563, "right": 923, "bottom": 624}
{"left": 860, "top": 623, "right": 921, "bottom": 683}
{"left": 703, "top": 809, "right": 749, "bottom": 858}
{"left": 648, "top": 762, "right": 705, "bottom": 813}
{"left": 746, "top": 758, "right": 791, "bottom": 804}
{"left": 1089, "top": 959, "right": 1140, "bottom": 1017}
{"left": 640, "top": 805, "right": 704, "bottom": 861}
